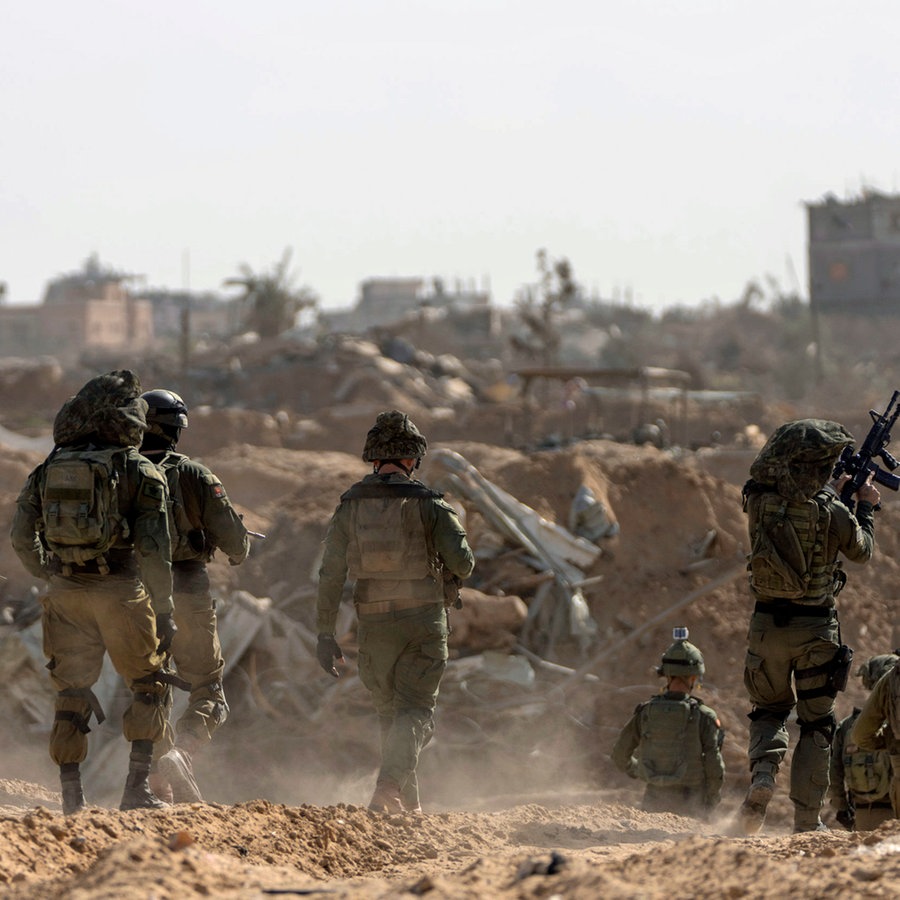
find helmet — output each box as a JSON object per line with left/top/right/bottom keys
{"left": 141, "top": 389, "right": 189, "bottom": 440}
{"left": 361, "top": 409, "right": 427, "bottom": 462}
{"left": 657, "top": 626, "right": 705, "bottom": 678}
{"left": 749, "top": 419, "right": 853, "bottom": 501}
{"left": 857, "top": 653, "right": 899, "bottom": 690}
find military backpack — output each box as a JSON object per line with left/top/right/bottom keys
{"left": 635, "top": 695, "right": 704, "bottom": 787}
{"left": 744, "top": 487, "right": 834, "bottom": 600}
{"left": 39, "top": 447, "right": 129, "bottom": 574}
{"left": 843, "top": 742, "right": 892, "bottom": 800}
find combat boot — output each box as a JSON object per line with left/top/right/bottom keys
{"left": 368, "top": 777, "right": 403, "bottom": 813}
{"left": 400, "top": 776, "right": 423, "bottom": 815}
{"left": 59, "top": 763, "right": 85, "bottom": 816}
{"left": 148, "top": 769, "right": 174, "bottom": 805}
{"left": 120, "top": 740, "right": 169, "bottom": 811}
{"left": 158, "top": 747, "right": 203, "bottom": 803}
{"left": 793, "top": 815, "right": 828, "bottom": 833}
{"left": 738, "top": 765, "right": 776, "bottom": 835}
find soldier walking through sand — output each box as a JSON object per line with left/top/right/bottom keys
{"left": 829, "top": 653, "right": 898, "bottom": 831}
{"left": 612, "top": 627, "right": 725, "bottom": 819}
{"left": 139, "top": 388, "right": 250, "bottom": 803}
{"left": 10, "top": 371, "right": 175, "bottom": 814}
{"left": 315, "top": 410, "right": 474, "bottom": 813}
{"left": 738, "top": 419, "right": 878, "bottom": 834}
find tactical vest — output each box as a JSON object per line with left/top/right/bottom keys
{"left": 745, "top": 489, "right": 835, "bottom": 602}
{"left": 155, "top": 452, "right": 204, "bottom": 562}
{"left": 39, "top": 446, "right": 130, "bottom": 574}
{"left": 635, "top": 695, "right": 705, "bottom": 787}
{"left": 344, "top": 480, "right": 442, "bottom": 608}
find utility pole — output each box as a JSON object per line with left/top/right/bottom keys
{"left": 180, "top": 249, "right": 191, "bottom": 377}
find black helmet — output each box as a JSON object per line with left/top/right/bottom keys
{"left": 361, "top": 409, "right": 427, "bottom": 462}
{"left": 656, "top": 626, "right": 705, "bottom": 678}
{"left": 141, "top": 389, "right": 189, "bottom": 433}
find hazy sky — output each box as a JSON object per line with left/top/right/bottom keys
{"left": 3, "top": 1, "right": 900, "bottom": 311}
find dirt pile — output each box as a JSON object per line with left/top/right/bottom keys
{"left": 3, "top": 788, "right": 900, "bottom": 898}
{"left": 2, "top": 371, "right": 900, "bottom": 894}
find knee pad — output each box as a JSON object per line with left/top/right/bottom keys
{"left": 798, "top": 714, "right": 836, "bottom": 744}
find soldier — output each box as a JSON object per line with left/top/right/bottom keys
{"left": 139, "top": 389, "right": 250, "bottom": 803}
{"left": 10, "top": 371, "right": 174, "bottom": 814}
{"left": 850, "top": 649, "right": 900, "bottom": 818}
{"left": 738, "top": 419, "right": 879, "bottom": 834}
{"left": 829, "top": 653, "right": 898, "bottom": 831}
{"left": 316, "top": 410, "right": 474, "bottom": 813}
{"left": 611, "top": 628, "right": 725, "bottom": 819}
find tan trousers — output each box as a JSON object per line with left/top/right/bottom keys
{"left": 42, "top": 577, "right": 167, "bottom": 765}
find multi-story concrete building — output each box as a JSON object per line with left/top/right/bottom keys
{"left": 0, "top": 257, "right": 154, "bottom": 361}
{"left": 807, "top": 189, "right": 900, "bottom": 314}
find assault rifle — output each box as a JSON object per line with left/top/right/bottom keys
{"left": 832, "top": 389, "right": 900, "bottom": 511}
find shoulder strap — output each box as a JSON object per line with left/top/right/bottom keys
{"left": 341, "top": 481, "right": 441, "bottom": 501}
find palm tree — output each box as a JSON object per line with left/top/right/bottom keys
{"left": 224, "top": 249, "right": 318, "bottom": 338}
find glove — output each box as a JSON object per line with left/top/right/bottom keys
{"left": 316, "top": 633, "right": 344, "bottom": 678}
{"left": 155, "top": 612, "right": 177, "bottom": 655}
{"left": 835, "top": 808, "right": 855, "bottom": 831}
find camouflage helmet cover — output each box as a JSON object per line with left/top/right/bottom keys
{"left": 52, "top": 369, "right": 147, "bottom": 448}
{"left": 857, "top": 653, "right": 899, "bottom": 690}
{"left": 361, "top": 409, "right": 427, "bottom": 462}
{"left": 749, "top": 418, "right": 854, "bottom": 501}
{"left": 657, "top": 637, "right": 705, "bottom": 678}
{"left": 141, "top": 388, "right": 189, "bottom": 436}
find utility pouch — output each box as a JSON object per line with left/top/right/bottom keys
{"left": 829, "top": 644, "right": 854, "bottom": 694}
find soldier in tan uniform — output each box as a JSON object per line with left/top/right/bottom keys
{"left": 738, "top": 419, "right": 878, "bottom": 834}
{"left": 316, "top": 410, "right": 474, "bottom": 813}
{"left": 139, "top": 389, "right": 250, "bottom": 803}
{"left": 10, "top": 371, "right": 174, "bottom": 814}
{"left": 829, "top": 653, "right": 898, "bottom": 831}
{"left": 850, "top": 650, "right": 900, "bottom": 818}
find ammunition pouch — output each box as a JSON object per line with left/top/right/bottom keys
{"left": 795, "top": 644, "right": 853, "bottom": 699}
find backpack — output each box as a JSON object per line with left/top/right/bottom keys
{"left": 40, "top": 446, "right": 129, "bottom": 574}
{"left": 635, "top": 696, "right": 702, "bottom": 787}
{"left": 843, "top": 745, "right": 892, "bottom": 800}
{"left": 745, "top": 489, "right": 833, "bottom": 600}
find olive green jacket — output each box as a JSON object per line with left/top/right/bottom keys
{"left": 851, "top": 667, "right": 900, "bottom": 756}
{"left": 149, "top": 450, "right": 250, "bottom": 565}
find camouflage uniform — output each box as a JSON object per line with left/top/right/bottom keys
{"left": 151, "top": 453, "right": 249, "bottom": 749}
{"left": 829, "top": 654, "right": 897, "bottom": 831}
{"left": 612, "top": 691, "right": 725, "bottom": 818}
{"left": 9, "top": 371, "right": 173, "bottom": 814}
{"left": 316, "top": 410, "right": 474, "bottom": 813}
{"left": 850, "top": 662, "right": 900, "bottom": 818}
{"left": 139, "top": 389, "right": 250, "bottom": 803}
{"left": 739, "top": 419, "right": 877, "bottom": 833}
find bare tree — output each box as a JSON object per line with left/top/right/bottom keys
{"left": 511, "top": 248, "right": 579, "bottom": 366}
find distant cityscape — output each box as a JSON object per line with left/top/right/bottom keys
{"left": 3, "top": 188, "right": 900, "bottom": 362}
{"left": 0, "top": 257, "right": 492, "bottom": 363}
